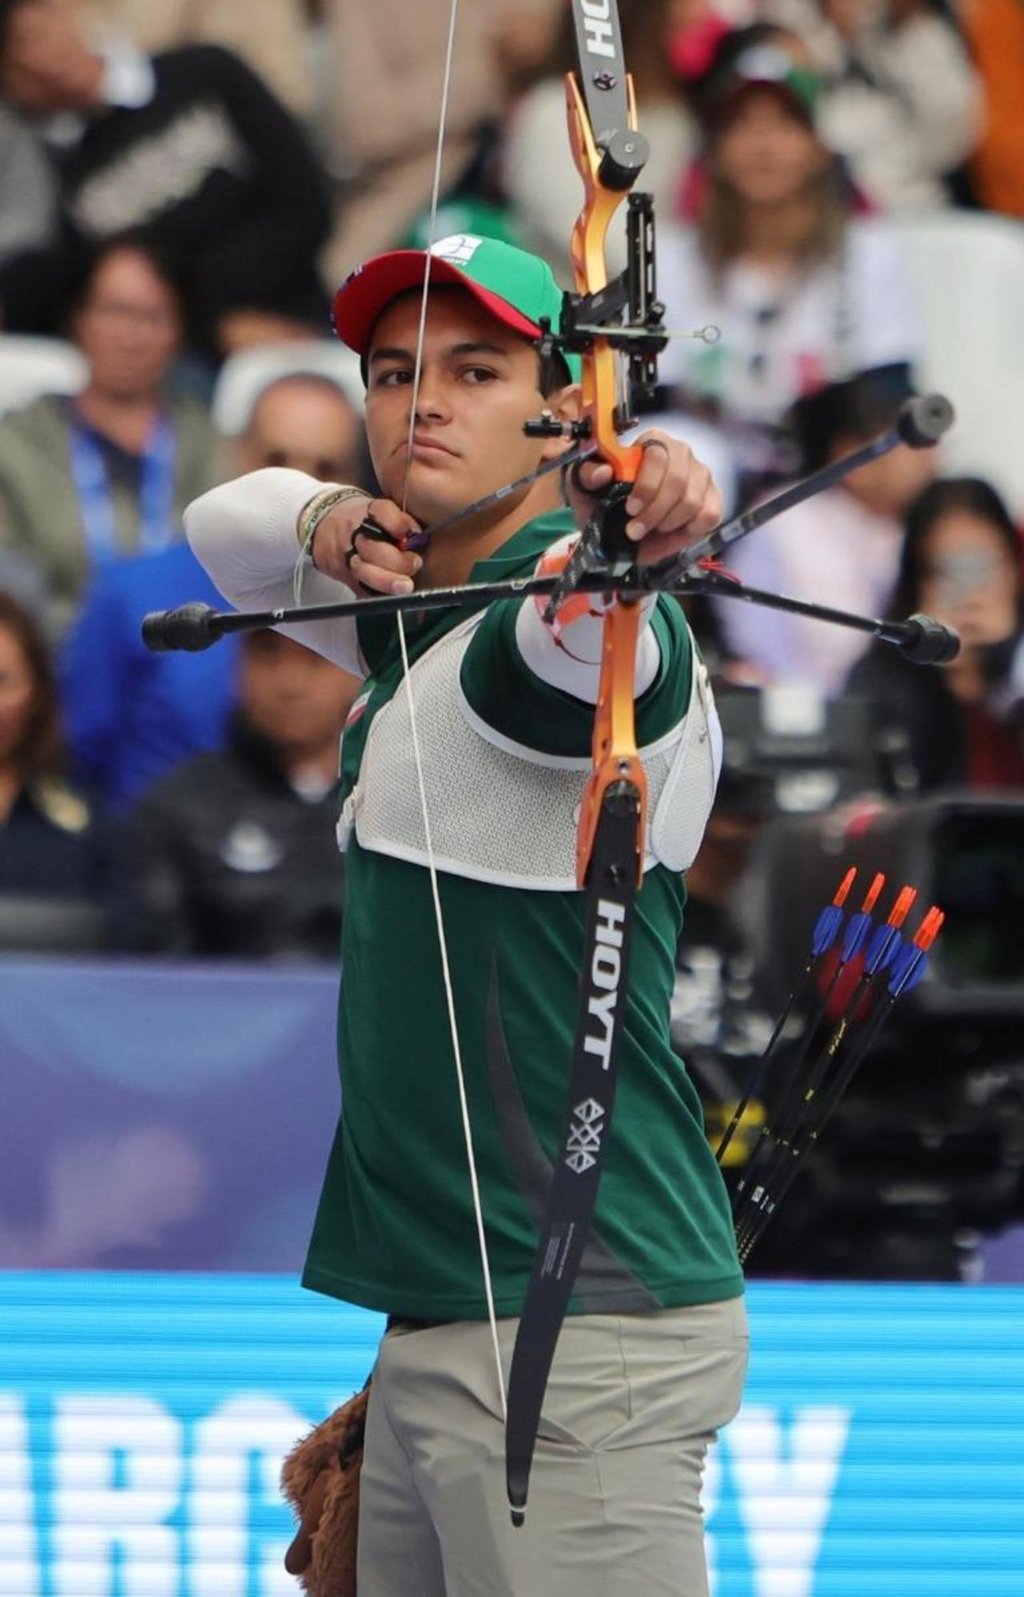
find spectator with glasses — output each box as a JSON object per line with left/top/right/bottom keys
{"left": 847, "top": 477, "right": 1024, "bottom": 793}
{"left": 0, "top": 234, "right": 223, "bottom": 632}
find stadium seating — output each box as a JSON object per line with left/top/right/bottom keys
{"left": 892, "top": 212, "right": 1024, "bottom": 515}
{"left": 0, "top": 335, "right": 88, "bottom": 415}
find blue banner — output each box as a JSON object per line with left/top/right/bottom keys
{"left": 0, "top": 958, "right": 341, "bottom": 1273}
{"left": 2, "top": 955, "right": 1023, "bottom": 1281}
{"left": 1, "top": 1275, "right": 1022, "bottom": 1596}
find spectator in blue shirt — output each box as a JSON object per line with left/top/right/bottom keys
{"left": 60, "top": 370, "right": 363, "bottom": 808}
{"left": 59, "top": 541, "right": 238, "bottom": 809}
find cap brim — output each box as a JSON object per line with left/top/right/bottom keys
{"left": 713, "top": 77, "right": 816, "bottom": 129}
{"left": 332, "top": 250, "right": 543, "bottom": 357}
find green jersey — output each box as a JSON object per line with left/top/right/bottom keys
{"left": 302, "top": 509, "right": 742, "bottom": 1319}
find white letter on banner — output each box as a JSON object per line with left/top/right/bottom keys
{"left": 0, "top": 1395, "right": 41, "bottom": 1597}
{"left": 52, "top": 1394, "right": 183, "bottom": 1597}
{"left": 726, "top": 1406, "right": 851, "bottom": 1597}
{"left": 187, "top": 1395, "right": 314, "bottom": 1597}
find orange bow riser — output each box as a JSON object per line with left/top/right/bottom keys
{"left": 503, "top": 0, "right": 671, "bottom": 1527}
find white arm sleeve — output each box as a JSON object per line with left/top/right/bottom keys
{"left": 880, "top": 18, "right": 984, "bottom": 179}
{"left": 184, "top": 467, "right": 368, "bottom": 678}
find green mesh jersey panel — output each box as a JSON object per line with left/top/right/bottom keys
{"left": 302, "top": 508, "right": 742, "bottom": 1317}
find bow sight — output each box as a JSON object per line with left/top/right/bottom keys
{"left": 526, "top": 191, "right": 669, "bottom": 442}
{"left": 526, "top": 191, "right": 671, "bottom": 623}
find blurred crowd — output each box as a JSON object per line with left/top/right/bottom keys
{"left": 0, "top": 0, "right": 1023, "bottom": 1276}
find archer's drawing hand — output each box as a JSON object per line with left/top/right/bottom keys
{"left": 309, "top": 495, "right": 425, "bottom": 596}
{"left": 570, "top": 430, "right": 723, "bottom": 565}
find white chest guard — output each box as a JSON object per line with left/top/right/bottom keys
{"left": 337, "top": 612, "right": 721, "bottom": 890}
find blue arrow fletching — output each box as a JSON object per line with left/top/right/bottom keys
{"left": 865, "top": 922, "right": 904, "bottom": 975}
{"left": 841, "top": 911, "right": 874, "bottom": 963}
{"left": 888, "top": 942, "right": 929, "bottom": 996}
{"left": 811, "top": 904, "right": 844, "bottom": 957}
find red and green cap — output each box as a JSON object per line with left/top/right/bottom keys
{"left": 332, "top": 233, "right": 581, "bottom": 382}
{"left": 708, "top": 43, "right": 822, "bottom": 130}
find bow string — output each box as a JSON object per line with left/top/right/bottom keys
{"left": 392, "top": 0, "right": 509, "bottom": 1441}
{"left": 395, "top": 0, "right": 673, "bottom": 1532}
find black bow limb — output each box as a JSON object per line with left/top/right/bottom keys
{"left": 642, "top": 393, "right": 955, "bottom": 590}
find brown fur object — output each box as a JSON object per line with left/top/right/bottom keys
{"left": 280, "top": 1384, "right": 369, "bottom": 1596}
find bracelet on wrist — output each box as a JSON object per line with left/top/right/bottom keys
{"left": 292, "top": 486, "right": 368, "bottom": 607}
{"left": 297, "top": 486, "right": 368, "bottom": 567}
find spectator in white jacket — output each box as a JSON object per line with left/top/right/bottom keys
{"left": 656, "top": 25, "right": 921, "bottom": 487}
{"left": 763, "top": 0, "right": 984, "bottom": 211}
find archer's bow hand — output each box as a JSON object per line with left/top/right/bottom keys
{"left": 568, "top": 431, "right": 723, "bottom": 567}
{"left": 307, "top": 494, "right": 425, "bottom": 596}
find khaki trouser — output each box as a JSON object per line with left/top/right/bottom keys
{"left": 357, "top": 1297, "right": 749, "bottom": 1596}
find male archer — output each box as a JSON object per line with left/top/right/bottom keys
{"left": 186, "top": 233, "right": 747, "bottom": 1596}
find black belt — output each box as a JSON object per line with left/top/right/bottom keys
{"left": 385, "top": 1315, "right": 454, "bottom": 1333}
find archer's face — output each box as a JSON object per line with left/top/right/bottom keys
{"left": 364, "top": 288, "right": 560, "bottom": 527}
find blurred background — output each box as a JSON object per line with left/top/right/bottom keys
{"left": 0, "top": 1, "right": 1023, "bottom": 1592}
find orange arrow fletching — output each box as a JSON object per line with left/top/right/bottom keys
{"left": 914, "top": 907, "right": 945, "bottom": 950}
{"left": 888, "top": 885, "right": 918, "bottom": 928}
{"left": 862, "top": 873, "right": 885, "bottom": 914}
{"left": 833, "top": 867, "right": 856, "bottom": 907}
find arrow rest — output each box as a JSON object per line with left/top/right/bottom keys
{"left": 541, "top": 483, "right": 641, "bottom": 625}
